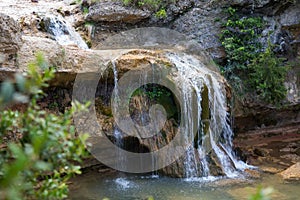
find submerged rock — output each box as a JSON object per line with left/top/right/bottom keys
{"left": 228, "top": 186, "right": 286, "bottom": 200}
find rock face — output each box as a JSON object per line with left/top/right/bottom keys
{"left": 280, "top": 3, "right": 300, "bottom": 27}
{"left": 86, "top": 1, "right": 151, "bottom": 23}
{"left": 279, "top": 162, "right": 300, "bottom": 181}
{"left": 234, "top": 122, "right": 300, "bottom": 170}
{"left": 172, "top": 7, "right": 225, "bottom": 60}
{"left": 0, "top": 13, "right": 22, "bottom": 67}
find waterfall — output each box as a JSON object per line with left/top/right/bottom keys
{"left": 112, "top": 60, "right": 126, "bottom": 170}
{"left": 43, "top": 15, "right": 89, "bottom": 49}
{"left": 166, "top": 52, "right": 250, "bottom": 178}
{"left": 86, "top": 49, "right": 251, "bottom": 177}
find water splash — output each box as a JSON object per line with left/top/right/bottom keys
{"left": 43, "top": 15, "right": 88, "bottom": 49}
{"left": 115, "top": 178, "right": 136, "bottom": 189}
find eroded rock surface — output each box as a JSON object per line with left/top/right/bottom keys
{"left": 279, "top": 162, "right": 300, "bottom": 181}
{"left": 0, "top": 13, "right": 22, "bottom": 67}
{"left": 86, "top": 1, "right": 151, "bottom": 23}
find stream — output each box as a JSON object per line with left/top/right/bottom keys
{"left": 69, "top": 171, "right": 300, "bottom": 200}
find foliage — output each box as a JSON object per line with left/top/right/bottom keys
{"left": 249, "top": 186, "right": 273, "bottom": 200}
{"left": 0, "top": 53, "right": 89, "bottom": 200}
{"left": 220, "top": 8, "right": 264, "bottom": 71}
{"left": 122, "top": 0, "right": 173, "bottom": 18}
{"left": 133, "top": 84, "right": 171, "bottom": 101}
{"left": 219, "top": 7, "right": 264, "bottom": 80}
{"left": 0, "top": 53, "right": 54, "bottom": 108}
{"left": 248, "top": 41, "right": 289, "bottom": 104}
{"left": 219, "top": 7, "right": 289, "bottom": 104}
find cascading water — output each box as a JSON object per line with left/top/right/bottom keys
{"left": 43, "top": 15, "right": 89, "bottom": 49}
{"left": 166, "top": 52, "right": 250, "bottom": 178}
{"left": 111, "top": 60, "right": 126, "bottom": 170}
{"left": 91, "top": 49, "right": 251, "bottom": 178}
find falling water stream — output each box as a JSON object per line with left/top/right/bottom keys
{"left": 167, "top": 52, "right": 250, "bottom": 178}
{"left": 44, "top": 15, "right": 89, "bottom": 49}
{"left": 106, "top": 51, "right": 251, "bottom": 178}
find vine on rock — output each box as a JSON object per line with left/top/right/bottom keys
{"left": 219, "top": 7, "right": 289, "bottom": 105}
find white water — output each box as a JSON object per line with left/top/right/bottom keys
{"left": 114, "top": 178, "right": 137, "bottom": 190}
{"left": 111, "top": 61, "right": 126, "bottom": 171}
{"left": 167, "top": 52, "right": 250, "bottom": 178}
{"left": 44, "top": 15, "right": 88, "bottom": 49}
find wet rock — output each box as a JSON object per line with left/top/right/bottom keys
{"left": 260, "top": 166, "right": 283, "bottom": 174}
{"left": 86, "top": 1, "right": 151, "bottom": 23}
{"left": 253, "top": 148, "right": 270, "bottom": 157}
{"left": 211, "top": 178, "right": 250, "bottom": 187}
{"left": 244, "top": 169, "right": 261, "bottom": 179}
{"left": 279, "top": 162, "right": 300, "bottom": 181}
{"left": 41, "top": 15, "right": 89, "bottom": 49}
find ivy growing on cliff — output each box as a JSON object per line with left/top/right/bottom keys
{"left": 248, "top": 41, "right": 289, "bottom": 104}
{"left": 219, "top": 7, "right": 289, "bottom": 105}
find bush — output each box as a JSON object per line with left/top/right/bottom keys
{"left": 0, "top": 53, "right": 89, "bottom": 200}
{"left": 219, "top": 7, "right": 288, "bottom": 105}
{"left": 248, "top": 41, "right": 289, "bottom": 104}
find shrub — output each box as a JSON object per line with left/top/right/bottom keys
{"left": 219, "top": 7, "right": 288, "bottom": 105}
{"left": 248, "top": 41, "right": 289, "bottom": 104}
{"left": 0, "top": 53, "right": 89, "bottom": 200}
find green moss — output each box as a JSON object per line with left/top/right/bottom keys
{"left": 201, "top": 85, "right": 209, "bottom": 135}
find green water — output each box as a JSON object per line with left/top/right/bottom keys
{"left": 69, "top": 171, "right": 300, "bottom": 200}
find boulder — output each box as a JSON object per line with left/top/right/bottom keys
{"left": 0, "top": 13, "right": 22, "bottom": 54}
{"left": 0, "top": 13, "right": 22, "bottom": 67}
{"left": 85, "top": 1, "right": 151, "bottom": 23}
{"left": 279, "top": 162, "right": 300, "bottom": 181}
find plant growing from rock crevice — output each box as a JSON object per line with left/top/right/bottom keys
{"left": 219, "top": 7, "right": 289, "bottom": 105}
